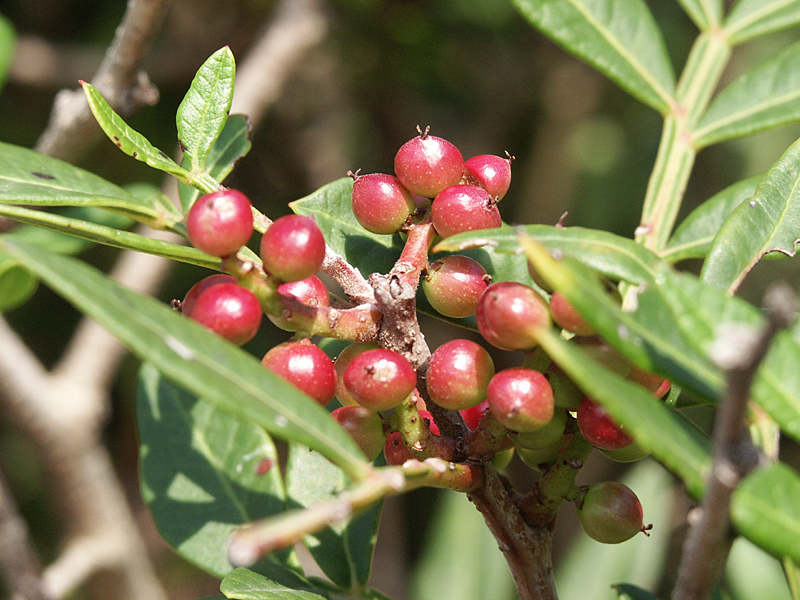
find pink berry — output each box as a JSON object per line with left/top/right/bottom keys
{"left": 577, "top": 481, "right": 647, "bottom": 544}
{"left": 334, "top": 342, "right": 380, "bottom": 405}
{"left": 268, "top": 275, "right": 330, "bottom": 331}
{"left": 186, "top": 189, "right": 253, "bottom": 257}
{"left": 431, "top": 185, "right": 501, "bottom": 239}
{"left": 394, "top": 129, "right": 465, "bottom": 198}
{"left": 417, "top": 408, "right": 440, "bottom": 436}
{"left": 185, "top": 282, "right": 262, "bottom": 346}
{"left": 422, "top": 255, "right": 489, "bottom": 318}
{"left": 476, "top": 281, "right": 550, "bottom": 350}
{"left": 343, "top": 348, "right": 417, "bottom": 411}
{"left": 331, "top": 405, "right": 385, "bottom": 461}
{"left": 384, "top": 431, "right": 416, "bottom": 465}
{"left": 550, "top": 291, "right": 597, "bottom": 336}
{"left": 350, "top": 172, "right": 415, "bottom": 234}
{"left": 487, "top": 368, "right": 554, "bottom": 433}
{"left": 461, "top": 399, "right": 490, "bottom": 431}
{"left": 260, "top": 214, "right": 326, "bottom": 282}
{"left": 463, "top": 154, "right": 512, "bottom": 200}
{"left": 181, "top": 274, "right": 237, "bottom": 316}
{"left": 626, "top": 366, "right": 670, "bottom": 399}
{"left": 576, "top": 397, "right": 633, "bottom": 450}
{"left": 261, "top": 340, "right": 337, "bottom": 406}
{"left": 426, "top": 339, "right": 495, "bottom": 410}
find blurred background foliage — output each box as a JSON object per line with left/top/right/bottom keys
{"left": 0, "top": 1, "right": 798, "bottom": 599}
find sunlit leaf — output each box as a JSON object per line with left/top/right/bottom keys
{"left": 177, "top": 46, "right": 235, "bottom": 174}
{"left": 0, "top": 239, "right": 373, "bottom": 482}
{"left": 221, "top": 567, "right": 329, "bottom": 600}
{"left": 663, "top": 175, "right": 760, "bottom": 263}
{"left": 724, "top": 0, "right": 800, "bottom": 46}
{"left": 510, "top": 0, "right": 676, "bottom": 112}
{"left": 701, "top": 135, "right": 800, "bottom": 294}
{"left": 693, "top": 42, "right": 800, "bottom": 148}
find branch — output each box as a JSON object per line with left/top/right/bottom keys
{"left": 672, "top": 283, "right": 797, "bottom": 600}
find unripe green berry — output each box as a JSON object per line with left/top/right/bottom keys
{"left": 576, "top": 481, "right": 647, "bottom": 544}
{"left": 510, "top": 408, "right": 568, "bottom": 450}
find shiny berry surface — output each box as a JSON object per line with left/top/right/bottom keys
{"left": 422, "top": 255, "right": 489, "bottom": 318}
{"left": 268, "top": 275, "right": 330, "bottom": 331}
{"left": 260, "top": 214, "right": 326, "bottom": 282}
{"left": 487, "top": 368, "right": 554, "bottom": 433}
{"left": 261, "top": 340, "right": 337, "bottom": 406}
{"left": 394, "top": 131, "right": 464, "bottom": 198}
{"left": 331, "top": 405, "right": 385, "bottom": 461}
{"left": 384, "top": 431, "right": 416, "bottom": 465}
{"left": 476, "top": 281, "right": 550, "bottom": 350}
{"left": 426, "top": 339, "right": 494, "bottom": 410}
{"left": 334, "top": 342, "right": 380, "bottom": 405}
{"left": 181, "top": 274, "right": 237, "bottom": 317}
{"left": 185, "top": 282, "right": 262, "bottom": 346}
{"left": 186, "top": 189, "right": 253, "bottom": 257}
{"left": 577, "top": 481, "right": 645, "bottom": 544}
{"left": 549, "top": 291, "right": 597, "bottom": 336}
{"left": 463, "top": 154, "right": 512, "bottom": 200}
{"left": 351, "top": 172, "right": 415, "bottom": 234}
{"left": 343, "top": 348, "right": 417, "bottom": 411}
{"left": 576, "top": 397, "right": 633, "bottom": 450}
{"left": 431, "top": 184, "right": 501, "bottom": 239}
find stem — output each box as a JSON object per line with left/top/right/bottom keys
{"left": 637, "top": 31, "right": 731, "bottom": 252}
{"left": 393, "top": 390, "right": 457, "bottom": 460}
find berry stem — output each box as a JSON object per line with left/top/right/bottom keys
{"left": 393, "top": 390, "right": 456, "bottom": 461}
{"left": 392, "top": 209, "right": 437, "bottom": 291}
{"left": 460, "top": 410, "right": 508, "bottom": 461}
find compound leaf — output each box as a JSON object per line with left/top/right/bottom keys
{"left": 510, "top": 0, "right": 675, "bottom": 112}
{"left": 693, "top": 42, "right": 800, "bottom": 148}
{"left": 177, "top": 46, "right": 235, "bottom": 175}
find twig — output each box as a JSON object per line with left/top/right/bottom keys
{"left": 672, "top": 283, "right": 797, "bottom": 600}
{"left": 35, "top": 0, "right": 169, "bottom": 160}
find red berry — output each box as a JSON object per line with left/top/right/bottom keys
{"left": 576, "top": 397, "right": 633, "bottom": 450}
{"left": 463, "top": 154, "right": 512, "bottom": 200}
{"left": 181, "top": 274, "right": 237, "bottom": 316}
{"left": 394, "top": 129, "right": 465, "bottom": 198}
{"left": 431, "top": 185, "right": 501, "bottom": 239}
{"left": 577, "top": 481, "right": 646, "bottom": 544}
{"left": 549, "top": 291, "right": 597, "bottom": 336}
{"left": 626, "top": 366, "right": 670, "bottom": 399}
{"left": 268, "top": 275, "right": 330, "bottom": 331}
{"left": 460, "top": 399, "right": 490, "bottom": 431}
{"left": 350, "top": 172, "right": 415, "bottom": 234}
{"left": 426, "top": 339, "right": 494, "bottom": 410}
{"left": 343, "top": 348, "right": 417, "bottom": 411}
{"left": 487, "top": 368, "right": 554, "bottom": 433}
{"left": 384, "top": 431, "right": 416, "bottom": 465}
{"left": 260, "top": 214, "right": 326, "bottom": 282}
{"left": 261, "top": 340, "right": 337, "bottom": 406}
{"left": 334, "top": 342, "right": 380, "bottom": 405}
{"left": 185, "top": 282, "right": 262, "bottom": 345}
{"left": 476, "top": 281, "right": 550, "bottom": 350}
{"left": 417, "top": 408, "right": 440, "bottom": 436}
{"left": 331, "top": 405, "right": 385, "bottom": 461}
{"left": 422, "top": 255, "right": 489, "bottom": 318}
{"left": 186, "top": 189, "right": 253, "bottom": 257}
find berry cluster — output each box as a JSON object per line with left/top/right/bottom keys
{"left": 177, "top": 128, "right": 667, "bottom": 546}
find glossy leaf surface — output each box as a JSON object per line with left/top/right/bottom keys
{"left": 664, "top": 175, "right": 760, "bottom": 263}
{"left": 693, "top": 42, "right": 800, "bottom": 148}
{"left": 676, "top": 0, "right": 722, "bottom": 31}
{"left": 221, "top": 567, "right": 328, "bottom": 600}
{"left": 285, "top": 443, "right": 380, "bottom": 590}
{"left": 510, "top": 0, "right": 675, "bottom": 112}
{"left": 177, "top": 46, "right": 235, "bottom": 174}
{"left": 701, "top": 135, "right": 800, "bottom": 294}
{"left": 138, "top": 366, "right": 285, "bottom": 578}
{"left": 0, "top": 239, "right": 372, "bottom": 481}
{"left": 724, "top": 0, "right": 800, "bottom": 45}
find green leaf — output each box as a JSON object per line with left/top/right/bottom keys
{"left": 724, "top": 0, "right": 800, "bottom": 46}
{"left": 725, "top": 537, "right": 793, "bottom": 600}
{"left": 663, "top": 175, "right": 761, "bottom": 263}
{"left": 0, "top": 141, "right": 173, "bottom": 227}
{"left": 0, "top": 203, "right": 220, "bottom": 270}
{"left": 731, "top": 462, "right": 800, "bottom": 565}
{"left": 0, "top": 239, "right": 372, "bottom": 482}
{"left": 138, "top": 366, "right": 286, "bottom": 578}
{"left": 179, "top": 114, "right": 253, "bottom": 213}
{"left": 177, "top": 47, "right": 235, "bottom": 175}
{"left": 509, "top": 0, "right": 675, "bottom": 112}
{"left": 411, "top": 491, "right": 517, "bottom": 600}
{"left": 701, "top": 135, "right": 800, "bottom": 294}
{"left": 693, "top": 42, "right": 800, "bottom": 148}
{"left": 0, "top": 250, "right": 37, "bottom": 311}
{"left": 676, "top": 0, "right": 722, "bottom": 31}
{"left": 521, "top": 238, "right": 800, "bottom": 450}
{"left": 0, "top": 14, "right": 16, "bottom": 89}
{"left": 290, "top": 178, "right": 401, "bottom": 277}
{"left": 81, "top": 82, "right": 219, "bottom": 195}
{"left": 284, "top": 444, "right": 380, "bottom": 590}
{"left": 613, "top": 584, "right": 662, "bottom": 600}
{"left": 221, "top": 567, "right": 329, "bottom": 600}
{"left": 435, "top": 224, "right": 665, "bottom": 286}
{"left": 557, "top": 462, "right": 673, "bottom": 600}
